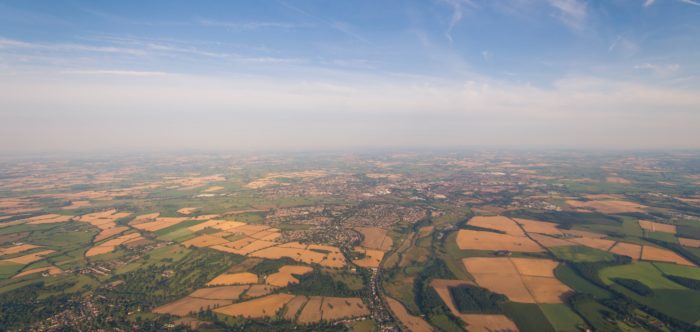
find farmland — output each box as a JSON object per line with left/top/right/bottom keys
{"left": 0, "top": 151, "right": 699, "bottom": 330}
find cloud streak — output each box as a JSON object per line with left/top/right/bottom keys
{"left": 547, "top": 0, "right": 587, "bottom": 30}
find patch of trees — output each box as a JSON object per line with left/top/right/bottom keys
{"left": 105, "top": 248, "right": 242, "bottom": 308}
{"left": 286, "top": 270, "right": 360, "bottom": 297}
{"left": 569, "top": 256, "right": 632, "bottom": 289}
{"left": 0, "top": 283, "right": 72, "bottom": 330}
{"left": 611, "top": 278, "right": 653, "bottom": 296}
{"left": 664, "top": 274, "right": 700, "bottom": 290}
{"left": 677, "top": 225, "right": 700, "bottom": 241}
{"left": 449, "top": 285, "right": 506, "bottom": 314}
{"left": 211, "top": 314, "right": 344, "bottom": 331}
{"left": 461, "top": 224, "right": 506, "bottom": 234}
{"left": 249, "top": 257, "right": 297, "bottom": 275}
{"left": 413, "top": 259, "right": 463, "bottom": 328}
{"left": 504, "top": 210, "right": 622, "bottom": 228}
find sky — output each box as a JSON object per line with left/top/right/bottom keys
{"left": 1, "top": 0, "right": 699, "bottom": 153}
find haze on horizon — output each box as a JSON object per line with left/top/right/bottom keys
{"left": 1, "top": 0, "right": 699, "bottom": 153}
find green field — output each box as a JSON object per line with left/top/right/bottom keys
{"left": 600, "top": 262, "right": 700, "bottom": 323}
{"left": 555, "top": 264, "right": 611, "bottom": 299}
{"left": 500, "top": 302, "right": 555, "bottom": 332}
{"left": 550, "top": 245, "right": 617, "bottom": 262}
{"left": 539, "top": 303, "right": 587, "bottom": 332}
{"left": 599, "top": 262, "right": 685, "bottom": 290}
{"left": 652, "top": 262, "right": 700, "bottom": 279}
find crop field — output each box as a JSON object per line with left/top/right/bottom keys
{"left": 641, "top": 246, "right": 695, "bottom": 266}
{"left": 1, "top": 249, "right": 55, "bottom": 264}
{"left": 1, "top": 152, "right": 700, "bottom": 331}
{"left": 297, "top": 296, "right": 324, "bottom": 323}
{"left": 609, "top": 242, "right": 642, "bottom": 259}
{"left": 85, "top": 233, "right": 142, "bottom": 257}
{"left": 188, "top": 285, "right": 249, "bottom": 300}
{"left": 282, "top": 295, "right": 308, "bottom": 320}
{"left": 639, "top": 220, "right": 676, "bottom": 234}
{"left": 206, "top": 272, "right": 258, "bottom": 285}
{"left": 467, "top": 216, "right": 525, "bottom": 236}
{"left": 214, "top": 293, "right": 295, "bottom": 318}
{"left": 153, "top": 297, "right": 231, "bottom": 316}
{"left": 513, "top": 218, "right": 563, "bottom": 235}
{"left": 266, "top": 265, "right": 312, "bottom": 287}
{"left": 463, "top": 257, "right": 571, "bottom": 303}
{"left": 320, "top": 297, "right": 369, "bottom": 321}
{"left": 386, "top": 297, "right": 432, "bottom": 332}
{"left": 0, "top": 243, "right": 39, "bottom": 256}
{"left": 461, "top": 314, "right": 519, "bottom": 332}
{"left": 352, "top": 247, "right": 385, "bottom": 268}
{"left": 679, "top": 237, "right": 700, "bottom": 248}
{"left": 565, "top": 199, "right": 647, "bottom": 214}
{"left": 12, "top": 266, "right": 62, "bottom": 279}
{"left": 455, "top": 229, "right": 544, "bottom": 252}
{"left": 355, "top": 227, "right": 393, "bottom": 250}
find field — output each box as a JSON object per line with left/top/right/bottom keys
{"left": 206, "top": 272, "right": 258, "bottom": 285}
{"left": 266, "top": 265, "right": 313, "bottom": 287}
{"left": 641, "top": 246, "right": 695, "bottom": 266}
{"left": 153, "top": 297, "right": 231, "bottom": 316}
{"left": 85, "top": 233, "right": 142, "bottom": 257}
{"left": 0, "top": 243, "right": 39, "bottom": 256}
{"left": 455, "top": 229, "right": 544, "bottom": 252}
{"left": 283, "top": 295, "right": 308, "bottom": 320}
{"left": 599, "top": 262, "right": 700, "bottom": 323}
{"left": 214, "top": 293, "right": 295, "bottom": 318}
{"left": 12, "top": 266, "right": 62, "bottom": 279}
{"left": 639, "top": 220, "right": 676, "bottom": 234}
{"left": 352, "top": 247, "right": 385, "bottom": 268}
{"left": 430, "top": 279, "right": 517, "bottom": 331}
{"left": 539, "top": 303, "right": 587, "bottom": 331}
{"left": 1, "top": 249, "right": 55, "bottom": 264}
{"left": 188, "top": 285, "right": 249, "bottom": 300}
{"left": 550, "top": 245, "right": 616, "bottom": 262}
{"left": 386, "top": 297, "right": 432, "bottom": 332}
{"left": 460, "top": 314, "right": 519, "bottom": 332}
{"left": 609, "top": 242, "right": 642, "bottom": 259}
{"left": 463, "top": 257, "right": 572, "bottom": 303}
{"left": 2, "top": 152, "right": 700, "bottom": 330}
{"left": 355, "top": 227, "right": 393, "bottom": 250}
{"left": 679, "top": 237, "right": 700, "bottom": 248}
{"left": 565, "top": 199, "right": 647, "bottom": 214}
{"left": 513, "top": 218, "right": 563, "bottom": 235}
{"left": 468, "top": 216, "right": 525, "bottom": 236}
{"left": 297, "top": 296, "right": 324, "bottom": 323}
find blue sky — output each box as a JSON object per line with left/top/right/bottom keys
{"left": 1, "top": 0, "right": 699, "bottom": 152}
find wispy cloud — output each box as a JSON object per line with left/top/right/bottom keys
{"left": 643, "top": 0, "right": 656, "bottom": 7}
{"left": 547, "top": 0, "right": 587, "bottom": 30}
{"left": 679, "top": 0, "right": 700, "bottom": 6}
{"left": 0, "top": 37, "right": 146, "bottom": 55}
{"left": 634, "top": 63, "right": 681, "bottom": 77}
{"left": 196, "top": 19, "right": 304, "bottom": 31}
{"left": 440, "top": 0, "right": 475, "bottom": 43}
{"left": 0, "top": 37, "right": 302, "bottom": 67}
{"left": 61, "top": 70, "right": 169, "bottom": 77}
{"left": 278, "top": 2, "right": 368, "bottom": 43}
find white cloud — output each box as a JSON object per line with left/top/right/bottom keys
{"left": 440, "top": 0, "right": 475, "bottom": 43}
{"left": 547, "top": 0, "right": 587, "bottom": 30}
{"left": 634, "top": 63, "right": 681, "bottom": 77}
{"left": 679, "top": 0, "right": 700, "bottom": 6}
{"left": 643, "top": 0, "right": 656, "bottom": 7}
{"left": 1, "top": 70, "right": 698, "bottom": 151}
{"left": 61, "top": 70, "right": 169, "bottom": 77}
